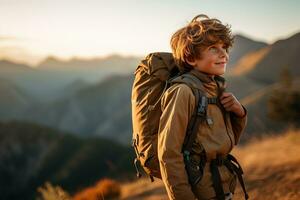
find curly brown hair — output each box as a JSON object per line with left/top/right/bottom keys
{"left": 170, "top": 14, "right": 234, "bottom": 72}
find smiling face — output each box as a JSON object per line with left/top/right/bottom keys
{"left": 187, "top": 42, "right": 229, "bottom": 76}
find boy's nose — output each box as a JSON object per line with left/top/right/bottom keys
{"left": 219, "top": 49, "right": 229, "bottom": 60}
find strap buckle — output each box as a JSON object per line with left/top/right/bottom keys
{"left": 197, "top": 96, "right": 207, "bottom": 116}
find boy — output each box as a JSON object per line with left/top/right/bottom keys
{"left": 157, "top": 14, "right": 248, "bottom": 200}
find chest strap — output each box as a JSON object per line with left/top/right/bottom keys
{"left": 207, "top": 97, "right": 218, "bottom": 104}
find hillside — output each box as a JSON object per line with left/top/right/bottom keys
{"left": 228, "top": 34, "right": 268, "bottom": 69}
{"left": 20, "top": 74, "right": 134, "bottom": 144}
{"left": 231, "top": 32, "right": 300, "bottom": 84}
{"left": 0, "top": 59, "right": 35, "bottom": 73}
{"left": 0, "top": 121, "right": 135, "bottom": 200}
{"left": 120, "top": 129, "right": 300, "bottom": 200}
{"left": 0, "top": 79, "right": 32, "bottom": 119}
{"left": 239, "top": 79, "right": 300, "bottom": 137}
{"left": 228, "top": 47, "right": 270, "bottom": 76}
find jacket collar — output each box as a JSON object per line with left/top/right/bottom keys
{"left": 188, "top": 69, "right": 225, "bottom": 84}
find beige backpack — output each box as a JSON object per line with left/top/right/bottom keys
{"left": 131, "top": 52, "right": 217, "bottom": 181}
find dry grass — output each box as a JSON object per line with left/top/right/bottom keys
{"left": 232, "top": 129, "right": 300, "bottom": 200}
{"left": 120, "top": 177, "right": 167, "bottom": 200}
{"left": 37, "top": 182, "right": 71, "bottom": 200}
{"left": 120, "top": 129, "right": 300, "bottom": 200}
{"left": 73, "top": 178, "right": 121, "bottom": 200}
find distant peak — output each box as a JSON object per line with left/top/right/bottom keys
{"left": 0, "top": 59, "right": 33, "bottom": 69}
{"left": 233, "top": 34, "right": 268, "bottom": 45}
{"left": 37, "top": 56, "right": 68, "bottom": 68}
{"left": 42, "top": 56, "right": 65, "bottom": 63}
{"left": 273, "top": 31, "right": 300, "bottom": 44}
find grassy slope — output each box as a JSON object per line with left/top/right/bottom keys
{"left": 120, "top": 129, "right": 300, "bottom": 200}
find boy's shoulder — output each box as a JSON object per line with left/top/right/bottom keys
{"left": 166, "top": 83, "right": 194, "bottom": 97}
{"left": 163, "top": 83, "right": 195, "bottom": 103}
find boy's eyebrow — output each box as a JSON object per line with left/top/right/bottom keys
{"left": 207, "top": 43, "right": 224, "bottom": 48}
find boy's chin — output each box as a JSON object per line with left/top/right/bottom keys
{"left": 212, "top": 70, "right": 225, "bottom": 76}
{"left": 216, "top": 68, "right": 226, "bottom": 75}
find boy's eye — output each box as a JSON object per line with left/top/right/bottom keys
{"left": 208, "top": 45, "right": 228, "bottom": 54}
{"left": 208, "top": 46, "right": 218, "bottom": 53}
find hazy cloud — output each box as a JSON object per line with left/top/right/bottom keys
{"left": 0, "top": 36, "right": 19, "bottom": 41}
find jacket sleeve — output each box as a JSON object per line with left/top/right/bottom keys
{"left": 157, "top": 84, "right": 197, "bottom": 200}
{"left": 230, "top": 105, "right": 248, "bottom": 144}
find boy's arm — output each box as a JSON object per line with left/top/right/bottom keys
{"left": 158, "top": 84, "right": 197, "bottom": 200}
{"left": 230, "top": 105, "right": 247, "bottom": 144}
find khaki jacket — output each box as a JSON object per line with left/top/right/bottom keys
{"left": 157, "top": 69, "right": 247, "bottom": 200}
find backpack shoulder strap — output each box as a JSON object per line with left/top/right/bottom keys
{"left": 169, "top": 73, "right": 218, "bottom": 154}
{"left": 183, "top": 89, "right": 204, "bottom": 154}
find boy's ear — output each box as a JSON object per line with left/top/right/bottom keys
{"left": 186, "top": 57, "right": 196, "bottom": 67}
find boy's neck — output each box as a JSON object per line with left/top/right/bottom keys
{"left": 191, "top": 68, "right": 215, "bottom": 79}
{"left": 198, "top": 70, "right": 215, "bottom": 79}
{"left": 189, "top": 69, "right": 217, "bottom": 83}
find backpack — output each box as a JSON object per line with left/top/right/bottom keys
{"left": 131, "top": 52, "right": 217, "bottom": 181}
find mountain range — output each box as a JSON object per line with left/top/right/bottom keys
{"left": 0, "top": 33, "right": 299, "bottom": 145}
{"left": 0, "top": 54, "right": 140, "bottom": 102}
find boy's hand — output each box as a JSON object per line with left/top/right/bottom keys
{"left": 220, "top": 92, "right": 245, "bottom": 117}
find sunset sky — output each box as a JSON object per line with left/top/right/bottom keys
{"left": 0, "top": 0, "right": 299, "bottom": 65}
